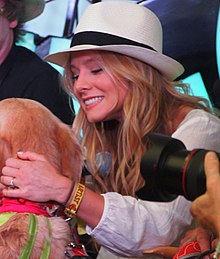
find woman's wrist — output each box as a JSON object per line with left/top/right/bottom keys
{"left": 64, "top": 181, "right": 77, "bottom": 206}
{"left": 54, "top": 176, "right": 74, "bottom": 204}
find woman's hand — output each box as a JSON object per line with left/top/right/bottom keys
{"left": 1, "top": 151, "right": 72, "bottom": 204}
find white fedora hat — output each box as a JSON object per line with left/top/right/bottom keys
{"left": 22, "top": 0, "right": 45, "bottom": 22}
{"left": 46, "top": 1, "right": 184, "bottom": 80}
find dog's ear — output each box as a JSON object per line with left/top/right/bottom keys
{"left": 0, "top": 138, "right": 12, "bottom": 174}
{"left": 55, "top": 125, "right": 83, "bottom": 182}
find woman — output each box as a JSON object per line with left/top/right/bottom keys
{"left": 1, "top": 2, "right": 220, "bottom": 258}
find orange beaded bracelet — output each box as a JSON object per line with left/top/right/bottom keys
{"left": 64, "top": 183, "right": 85, "bottom": 218}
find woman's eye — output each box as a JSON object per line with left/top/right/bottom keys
{"left": 91, "top": 68, "right": 102, "bottom": 74}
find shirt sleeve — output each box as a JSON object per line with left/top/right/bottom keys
{"left": 172, "top": 110, "right": 220, "bottom": 151}
{"left": 87, "top": 194, "right": 192, "bottom": 257}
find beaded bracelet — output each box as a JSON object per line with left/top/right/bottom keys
{"left": 64, "top": 183, "right": 85, "bottom": 218}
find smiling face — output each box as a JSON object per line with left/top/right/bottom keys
{"left": 70, "top": 51, "right": 128, "bottom": 123}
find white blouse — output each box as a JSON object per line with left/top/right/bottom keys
{"left": 87, "top": 109, "right": 220, "bottom": 258}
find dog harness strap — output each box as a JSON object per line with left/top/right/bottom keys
{"left": 0, "top": 212, "right": 16, "bottom": 226}
{"left": 40, "top": 217, "right": 52, "bottom": 259}
{"left": 0, "top": 198, "right": 50, "bottom": 217}
{"left": 19, "top": 214, "right": 38, "bottom": 259}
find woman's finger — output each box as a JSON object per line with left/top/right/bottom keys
{"left": 0, "top": 175, "right": 17, "bottom": 187}
{"left": 1, "top": 166, "right": 19, "bottom": 178}
{"left": 2, "top": 187, "right": 24, "bottom": 199}
{"left": 16, "top": 151, "right": 46, "bottom": 162}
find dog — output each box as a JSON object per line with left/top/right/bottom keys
{"left": 0, "top": 98, "right": 82, "bottom": 259}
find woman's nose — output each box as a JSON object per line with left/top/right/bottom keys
{"left": 74, "top": 74, "right": 92, "bottom": 93}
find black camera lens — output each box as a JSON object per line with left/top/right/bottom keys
{"left": 136, "top": 133, "right": 218, "bottom": 202}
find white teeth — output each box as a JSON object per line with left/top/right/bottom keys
{"left": 85, "top": 97, "right": 103, "bottom": 105}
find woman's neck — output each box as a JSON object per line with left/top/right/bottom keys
{"left": 169, "top": 106, "right": 194, "bottom": 134}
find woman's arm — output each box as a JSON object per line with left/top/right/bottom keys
{"left": 1, "top": 151, "right": 192, "bottom": 256}
{"left": 1, "top": 151, "right": 104, "bottom": 229}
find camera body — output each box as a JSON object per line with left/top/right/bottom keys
{"left": 136, "top": 133, "right": 219, "bottom": 202}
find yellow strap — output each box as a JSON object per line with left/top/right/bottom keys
{"left": 19, "top": 214, "right": 38, "bottom": 259}
{"left": 40, "top": 217, "right": 52, "bottom": 259}
{"left": 77, "top": 218, "right": 87, "bottom": 235}
{"left": 0, "top": 212, "right": 52, "bottom": 259}
{"left": 0, "top": 212, "right": 16, "bottom": 226}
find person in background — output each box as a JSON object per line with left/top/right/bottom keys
{"left": 191, "top": 152, "right": 220, "bottom": 236}
{"left": 1, "top": 2, "right": 220, "bottom": 258}
{"left": 170, "top": 152, "right": 220, "bottom": 259}
{"left": 190, "top": 152, "right": 220, "bottom": 258}
{"left": 0, "top": 0, "right": 74, "bottom": 125}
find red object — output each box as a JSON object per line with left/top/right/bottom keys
{"left": 0, "top": 197, "right": 51, "bottom": 217}
{"left": 173, "top": 240, "right": 201, "bottom": 259}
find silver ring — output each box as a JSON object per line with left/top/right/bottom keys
{"left": 9, "top": 177, "right": 15, "bottom": 188}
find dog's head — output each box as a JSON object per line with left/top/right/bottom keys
{"left": 0, "top": 98, "right": 82, "bottom": 182}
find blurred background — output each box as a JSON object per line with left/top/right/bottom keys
{"left": 19, "top": 0, "right": 220, "bottom": 112}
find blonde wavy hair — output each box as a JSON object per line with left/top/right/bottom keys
{"left": 63, "top": 51, "right": 212, "bottom": 196}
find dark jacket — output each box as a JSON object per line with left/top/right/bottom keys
{"left": 0, "top": 45, "right": 74, "bottom": 125}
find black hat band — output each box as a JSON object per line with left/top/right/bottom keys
{"left": 70, "top": 31, "right": 156, "bottom": 52}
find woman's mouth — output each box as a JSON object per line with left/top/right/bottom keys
{"left": 84, "top": 97, "right": 103, "bottom": 106}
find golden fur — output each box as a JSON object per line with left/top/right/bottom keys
{"left": 0, "top": 98, "right": 82, "bottom": 259}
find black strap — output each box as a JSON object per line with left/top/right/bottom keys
{"left": 71, "top": 31, "right": 156, "bottom": 52}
